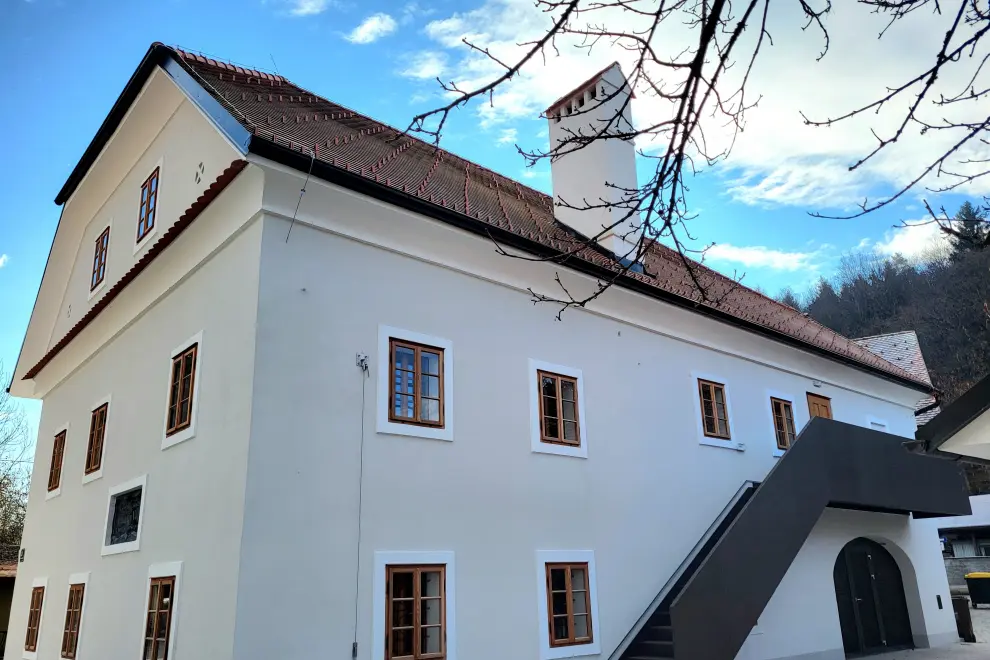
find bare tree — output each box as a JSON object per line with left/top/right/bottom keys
{"left": 407, "top": 0, "right": 990, "bottom": 312}
{"left": 0, "top": 364, "right": 32, "bottom": 548}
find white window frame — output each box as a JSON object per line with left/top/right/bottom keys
{"left": 101, "top": 475, "right": 147, "bottom": 556}
{"left": 373, "top": 550, "right": 456, "bottom": 660}
{"left": 62, "top": 572, "right": 90, "bottom": 660}
{"left": 376, "top": 325, "right": 454, "bottom": 442}
{"left": 535, "top": 549, "right": 601, "bottom": 660}
{"left": 82, "top": 394, "right": 112, "bottom": 485}
{"left": 23, "top": 576, "right": 48, "bottom": 660}
{"left": 133, "top": 157, "right": 164, "bottom": 255}
{"left": 140, "top": 561, "right": 183, "bottom": 660}
{"left": 691, "top": 371, "right": 743, "bottom": 451}
{"left": 766, "top": 389, "right": 806, "bottom": 458}
{"left": 162, "top": 331, "right": 204, "bottom": 450}
{"left": 867, "top": 416, "right": 889, "bottom": 433}
{"left": 87, "top": 219, "right": 113, "bottom": 302}
{"left": 529, "top": 359, "right": 588, "bottom": 459}
{"left": 46, "top": 422, "right": 70, "bottom": 501}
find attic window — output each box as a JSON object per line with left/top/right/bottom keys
{"left": 589, "top": 86, "right": 597, "bottom": 99}
{"left": 577, "top": 95, "right": 585, "bottom": 108}
{"left": 137, "top": 168, "right": 160, "bottom": 244}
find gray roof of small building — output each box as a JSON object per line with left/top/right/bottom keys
{"left": 854, "top": 330, "right": 940, "bottom": 424}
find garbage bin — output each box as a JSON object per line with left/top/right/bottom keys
{"left": 953, "top": 595, "right": 977, "bottom": 643}
{"left": 965, "top": 572, "right": 990, "bottom": 608}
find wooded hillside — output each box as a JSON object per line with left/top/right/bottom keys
{"left": 780, "top": 202, "right": 990, "bottom": 492}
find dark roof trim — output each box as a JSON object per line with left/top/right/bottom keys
{"left": 249, "top": 137, "right": 931, "bottom": 394}
{"left": 24, "top": 160, "right": 248, "bottom": 381}
{"left": 56, "top": 44, "right": 173, "bottom": 205}
{"left": 917, "top": 371, "right": 990, "bottom": 450}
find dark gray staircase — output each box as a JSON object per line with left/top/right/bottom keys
{"left": 618, "top": 417, "right": 971, "bottom": 660}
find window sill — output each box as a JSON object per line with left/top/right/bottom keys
{"left": 45, "top": 488, "right": 61, "bottom": 501}
{"left": 82, "top": 469, "right": 103, "bottom": 485}
{"left": 87, "top": 279, "right": 107, "bottom": 302}
{"left": 162, "top": 426, "right": 196, "bottom": 450}
{"left": 133, "top": 226, "right": 158, "bottom": 255}
{"left": 772, "top": 448, "right": 786, "bottom": 458}
{"left": 533, "top": 441, "right": 587, "bottom": 459}
{"left": 23, "top": 650, "right": 37, "bottom": 660}
{"left": 699, "top": 437, "right": 745, "bottom": 452}
{"left": 102, "top": 540, "right": 140, "bottom": 557}
{"left": 377, "top": 420, "right": 453, "bottom": 442}
{"left": 543, "top": 641, "right": 601, "bottom": 660}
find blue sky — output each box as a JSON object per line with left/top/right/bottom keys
{"left": 0, "top": 0, "right": 980, "bottom": 439}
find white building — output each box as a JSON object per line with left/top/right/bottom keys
{"left": 7, "top": 45, "right": 972, "bottom": 660}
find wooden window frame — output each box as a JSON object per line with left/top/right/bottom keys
{"left": 90, "top": 226, "right": 110, "bottom": 292}
{"left": 698, "top": 379, "right": 731, "bottom": 439}
{"left": 537, "top": 370, "right": 581, "bottom": 447}
{"left": 25, "top": 585, "right": 45, "bottom": 652}
{"left": 770, "top": 397, "right": 797, "bottom": 451}
{"left": 165, "top": 344, "right": 198, "bottom": 437}
{"left": 385, "top": 564, "right": 446, "bottom": 660}
{"left": 60, "top": 583, "right": 85, "bottom": 659}
{"left": 48, "top": 431, "right": 66, "bottom": 492}
{"left": 388, "top": 338, "right": 445, "bottom": 429}
{"left": 807, "top": 392, "right": 833, "bottom": 420}
{"left": 137, "top": 167, "right": 160, "bottom": 243}
{"left": 144, "top": 576, "right": 176, "bottom": 660}
{"left": 85, "top": 403, "right": 108, "bottom": 475}
{"left": 545, "top": 562, "right": 594, "bottom": 648}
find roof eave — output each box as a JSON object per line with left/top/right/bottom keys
{"left": 248, "top": 136, "right": 932, "bottom": 395}
{"left": 55, "top": 43, "right": 175, "bottom": 206}
{"left": 917, "top": 371, "right": 990, "bottom": 451}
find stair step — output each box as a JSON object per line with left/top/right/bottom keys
{"left": 652, "top": 610, "right": 671, "bottom": 627}
{"left": 635, "top": 639, "right": 675, "bottom": 658}
{"left": 642, "top": 625, "right": 673, "bottom": 642}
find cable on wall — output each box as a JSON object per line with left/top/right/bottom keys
{"left": 285, "top": 148, "right": 316, "bottom": 243}
{"left": 352, "top": 353, "right": 370, "bottom": 658}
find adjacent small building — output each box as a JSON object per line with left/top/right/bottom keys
{"left": 6, "top": 44, "right": 972, "bottom": 660}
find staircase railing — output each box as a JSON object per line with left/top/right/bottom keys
{"left": 609, "top": 480, "right": 758, "bottom": 660}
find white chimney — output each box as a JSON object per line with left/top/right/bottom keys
{"left": 546, "top": 62, "right": 640, "bottom": 260}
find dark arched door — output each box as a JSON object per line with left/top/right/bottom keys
{"left": 833, "top": 538, "right": 913, "bottom": 656}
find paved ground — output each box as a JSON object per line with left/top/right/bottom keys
{"left": 870, "top": 606, "right": 990, "bottom": 659}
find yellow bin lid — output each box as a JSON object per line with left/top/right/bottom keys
{"left": 965, "top": 572, "right": 990, "bottom": 578}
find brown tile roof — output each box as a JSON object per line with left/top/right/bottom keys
{"left": 165, "top": 47, "right": 929, "bottom": 388}
{"left": 854, "top": 331, "right": 941, "bottom": 422}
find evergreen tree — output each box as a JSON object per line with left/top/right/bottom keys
{"left": 950, "top": 201, "right": 989, "bottom": 256}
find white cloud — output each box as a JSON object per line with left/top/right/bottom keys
{"left": 287, "top": 0, "right": 332, "bottom": 17}
{"left": 496, "top": 128, "right": 517, "bottom": 145}
{"left": 345, "top": 13, "right": 398, "bottom": 43}
{"left": 401, "top": 2, "right": 435, "bottom": 24}
{"left": 705, "top": 244, "right": 820, "bottom": 272}
{"left": 0, "top": 254, "right": 7, "bottom": 268}
{"left": 399, "top": 51, "right": 447, "bottom": 80}
{"left": 406, "top": 0, "right": 990, "bottom": 207}
{"left": 874, "top": 220, "right": 952, "bottom": 260}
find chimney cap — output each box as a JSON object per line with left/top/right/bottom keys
{"left": 545, "top": 61, "right": 624, "bottom": 115}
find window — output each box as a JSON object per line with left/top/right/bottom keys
{"left": 85, "top": 403, "right": 108, "bottom": 475}
{"left": 137, "top": 168, "right": 159, "bottom": 243}
{"left": 545, "top": 563, "right": 593, "bottom": 648}
{"left": 25, "top": 585, "right": 44, "bottom": 652}
{"left": 166, "top": 344, "right": 198, "bottom": 436}
{"left": 770, "top": 398, "right": 797, "bottom": 450}
{"left": 807, "top": 393, "right": 832, "bottom": 419}
{"left": 144, "top": 576, "right": 175, "bottom": 660}
{"left": 90, "top": 226, "right": 110, "bottom": 291}
{"left": 386, "top": 565, "right": 445, "bottom": 660}
{"left": 48, "top": 431, "right": 66, "bottom": 493}
{"left": 102, "top": 476, "right": 146, "bottom": 556}
{"left": 60, "top": 583, "right": 85, "bottom": 659}
{"left": 698, "top": 379, "right": 731, "bottom": 439}
{"left": 538, "top": 371, "right": 581, "bottom": 446}
{"left": 388, "top": 338, "right": 444, "bottom": 428}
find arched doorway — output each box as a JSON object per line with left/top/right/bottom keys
{"left": 833, "top": 538, "right": 913, "bottom": 656}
